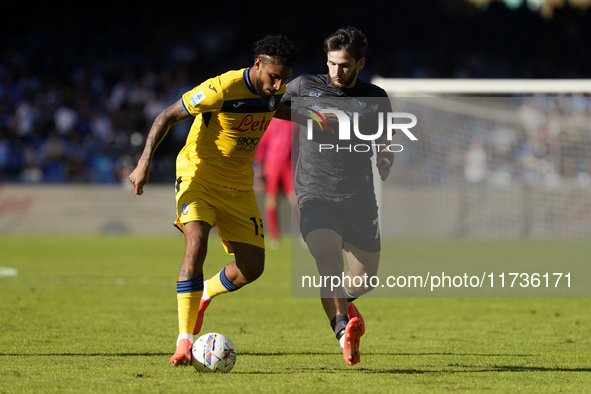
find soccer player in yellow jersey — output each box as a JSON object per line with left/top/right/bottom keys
{"left": 129, "top": 35, "right": 299, "bottom": 366}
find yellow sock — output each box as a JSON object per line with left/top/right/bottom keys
{"left": 177, "top": 291, "right": 202, "bottom": 334}
{"left": 204, "top": 268, "right": 239, "bottom": 299}
{"left": 176, "top": 277, "right": 204, "bottom": 335}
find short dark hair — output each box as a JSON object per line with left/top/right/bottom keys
{"left": 323, "top": 26, "right": 367, "bottom": 61}
{"left": 254, "top": 35, "right": 299, "bottom": 68}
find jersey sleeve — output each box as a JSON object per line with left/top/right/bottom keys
{"left": 181, "top": 76, "right": 224, "bottom": 116}
{"left": 377, "top": 87, "right": 392, "bottom": 113}
{"left": 376, "top": 87, "right": 394, "bottom": 137}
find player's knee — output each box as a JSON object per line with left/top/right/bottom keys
{"left": 183, "top": 236, "right": 208, "bottom": 266}
{"left": 233, "top": 243, "right": 265, "bottom": 283}
{"left": 306, "top": 235, "right": 342, "bottom": 269}
{"left": 242, "top": 258, "right": 265, "bottom": 283}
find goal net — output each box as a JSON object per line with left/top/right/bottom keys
{"left": 371, "top": 78, "right": 591, "bottom": 239}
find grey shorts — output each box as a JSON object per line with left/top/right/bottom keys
{"left": 298, "top": 193, "right": 380, "bottom": 253}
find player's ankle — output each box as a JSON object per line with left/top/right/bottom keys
{"left": 202, "top": 280, "right": 212, "bottom": 300}
{"left": 176, "top": 333, "right": 194, "bottom": 346}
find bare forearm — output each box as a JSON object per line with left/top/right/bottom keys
{"left": 129, "top": 101, "right": 189, "bottom": 195}
{"left": 138, "top": 115, "right": 171, "bottom": 164}
{"left": 138, "top": 101, "right": 189, "bottom": 166}
{"left": 274, "top": 102, "right": 291, "bottom": 121}
{"left": 274, "top": 102, "right": 311, "bottom": 126}
{"left": 274, "top": 102, "right": 329, "bottom": 133}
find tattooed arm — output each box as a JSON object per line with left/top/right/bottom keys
{"left": 129, "top": 100, "right": 190, "bottom": 195}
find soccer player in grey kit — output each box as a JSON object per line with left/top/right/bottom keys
{"left": 278, "top": 26, "right": 393, "bottom": 365}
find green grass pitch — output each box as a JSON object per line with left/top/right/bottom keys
{"left": 1, "top": 235, "right": 590, "bottom": 393}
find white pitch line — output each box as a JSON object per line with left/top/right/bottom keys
{"left": 0, "top": 267, "right": 18, "bottom": 278}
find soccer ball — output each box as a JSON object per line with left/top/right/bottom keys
{"left": 191, "top": 333, "right": 236, "bottom": 373}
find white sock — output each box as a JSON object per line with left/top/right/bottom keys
{"left": 339, "top": 334, "right": 345, "bottom": 350}
{"left": 177, "top": 333, "right": 194, "bottom": 346}
{"left": 201, "top": 280, "right": 211, "bottom": 301}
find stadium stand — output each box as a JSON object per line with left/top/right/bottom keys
{"left": 1, "top": 1, "right": 590, "bottom": 184}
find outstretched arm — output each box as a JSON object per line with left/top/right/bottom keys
{"left": 274, "top": 102, "right": 336, "bottom": 133}
{"left": 129, "top": 100, "right": 190, "bottom": 195}
{"left": 274, "top": 102, "right": 314, "bottom": 126}
{"left": 273, "top": 102, "right": 292, "bottom": 121}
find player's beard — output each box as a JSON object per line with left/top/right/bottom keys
{"left": 254, "top": 78, "right": 273, "bottom": 99}
{"left": 330, "top": 68, "right": 358, "bottom": 89}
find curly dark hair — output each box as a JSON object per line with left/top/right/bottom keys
{"left": 324, "top": 26, "right": 367, "bottom": 61}
{"left": 254, "top": 34, "right": 299, "bottom": 68}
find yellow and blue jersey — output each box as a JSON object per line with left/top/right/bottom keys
{"left": 179, "top": 68, "right": 284, "bottom": 190}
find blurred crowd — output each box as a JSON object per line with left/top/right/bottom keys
{"left": 1, "top": 1, "right": 590, "bottom": 184}
{"left": 468, "top": 95, "right": 591, "bottom": 188}
{"left": 392, "top": 94, "right": 591, "bottom": 189}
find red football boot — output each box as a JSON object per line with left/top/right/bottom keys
{"left": 170, "top": 338, "right": 192, "bottom": 366}
{"left": 348, "top": 302, "right": 365, "bottom": 336}
{"left": 343, "top": 317, "right": 364, "bottom": 365}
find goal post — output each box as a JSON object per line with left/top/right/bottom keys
{"left": 370, "top": 78, "right": 591, "bottom": 239}
{"left": 371, "top": 78, "right": 591, "bottom": 95}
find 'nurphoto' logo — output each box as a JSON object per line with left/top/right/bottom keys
{"left": 305, "top": 108, "right": 417, "bottom": 152}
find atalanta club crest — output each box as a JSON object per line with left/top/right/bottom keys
{"left": 268, "top": 96, "right": 275, "bottom": 111}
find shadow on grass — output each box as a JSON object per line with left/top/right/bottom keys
{"left": 227, "top": 364, "right": 591, "bottom": 375}
{"left": 204, "top": 351, "right": 539, "bottom": 357}
{"left": 232, "top": 365, "right": 591, "bottom": 375}
{"left": 2, "top": 353, "right": 589, "bottom": 374}
{"left": 445, "top": 365, "right": 591, "bottom": 373}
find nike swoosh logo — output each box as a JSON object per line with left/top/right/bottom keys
{"left": 233, "top": 102, "right": 244, "bottom": 108}
{"left": 209, "top": 84, "right": 217, "bottom": 93}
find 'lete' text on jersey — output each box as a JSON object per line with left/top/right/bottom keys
{"left": 179, "top": 68, "right": 284, "bottom": 190}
